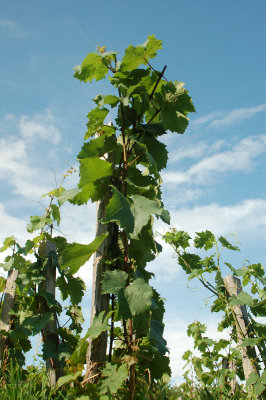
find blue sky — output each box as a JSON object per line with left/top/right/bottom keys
{"left": 1, "top": 0, "right": 266, "bottom": 384}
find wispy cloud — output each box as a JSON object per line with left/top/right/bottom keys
{"left": 170, "top": 198, "right": 266, "bottom": 238}
{"left": 0, "top": 19, "right": 17, "bottom": 29}
{"left": 191, "top": 103, "right": 266, "bottom": 131}
{"left": 0, "top": 18, "right": 25, "bottom": 37}
{"left": 19, "top": 109, "right": 62, "bottom": 144}
{"left": 163, "top": 134, "right": 266, "bottom": 185}
{"left": 210, "top": 104, "right": 266, "bottom": 129}
{"left": 0, "top": 110, "right": 63, "bottom": 198}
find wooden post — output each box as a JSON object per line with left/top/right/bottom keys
{"left": 224, "top": 275, "right": 260, "bottom": 381}
{"left": 0, "top": 268, "right": 18, "bottom": 366}
{"left": 86, "top": 127, "right": 116, "bottom": 381}
{"left": 39, "top": 240, "right": 59, "bottom": 387}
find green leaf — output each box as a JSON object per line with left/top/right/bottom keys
{"left": 242, "top": 337, "right": 260, "bottom": 347}
{"left": 74, "top": 53, "right": 108, "bottom": 83}
{"left": 57, "top": 371, "right": 82, "bottom": 388}
{"left": 57, "top": 188, "right": 80, "bottom": 206}
{"left": 93, "top": 94, "right": 119, "bottom": 108}
{"left": 0, "top": 236, "right": 16, "bottom": 252}
{"left": 85, "top": 107, "right": 109, "bottom": 138}
{"left": 121, "top": 35, "right": 162, "bottom": 71}
{"left": 194, "top": 230, "right": 215, "bottom": 250}
{"left": 254, "top": 381, "right": 265, "bottom": 395}
{"left": 246, "top": 371, "right": 259, "bottom": 386}
{"left": 59, "top": 232, "right": 108, "bottom": 274}
{"left": 142, "top": 135, "right": 168, "bottom": 171}
{"left": 51, "top": 204, "right": 60, "bottom": 225}
{"left": 163, "top": 229, "right": 191, "bottom": 250}
{"left": 161, "top": 104, "right": 189, "bottom": 134}
{"left": 105, "top": 186, "right": 134, "bottom": 234}
{"left": 22, "top": 313, "right": 54, "bottom": 335}
{"left": 130, "top": 194, "right": 162, "bottom": 237}
{"left": 27, "top": 216, "right": 53, "bottom": 233}
{"left": 100, "top": 363, "right": 128, "bottom": 395}
{"left": 42, "top": 341, "right": 57, "bottom": 361}
{"left": 87, "top": 311, "right": 109, "bottom": 339}
{"left": 57, "top": 275, "right": 86, "bottom": 304}
{"left": 0, "top": 277, "right": 6, "bottom": 292}
{"left": 79, "top": 157, "right": 113, "bottom": 187}
{"left": 125, "top": 278, "right": 153, "bottom": 316}
{"left": 230, "top": 292, "right": 254, "bottom": 307}
{"left": 101, "top": 270, "right": 128, "bottom": 294}
{"left": 149, "top": 319, "right": 168, "bottom": 355}
{"left": 219, "top": 236, "right": 240, "bottom": 251}
{"left": 72, "top": 181, "right": 106, "bottom": 205}
{"left": 78, "top": 134, "right": 116, "bottom": 159}
{"left": 261, "top": 370, "right": 266, "bottom": 384}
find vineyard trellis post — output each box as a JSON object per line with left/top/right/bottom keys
{"left": 224, "top": 275, "right": 260, "bottom": 380}
{"left": 0, "top": 268, "right": 18, "bottom": 366}
{"left": 39, "top": 240, "right": 59, "bottom": 387}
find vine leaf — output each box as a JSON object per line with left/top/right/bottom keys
{"left": 121, "top": 35, "right": 162, "bottom": 71}
{"left": 194, "top": 230, "right": 215, "bottom": 250}
{"left": 79, "top": 158, "right": 113, "bottom": 187}
{"left": 105, "top": 186, "right": 134, "bottom": 234}
{"left": 100, "top": 363, "right": 128, "bottom": 395}
{"left": 130, "top": 195, "right": 162, "bottom": 237}
{"left": 57, "top": 370, "right": 83, "bottom": 388}
{"left": 59, "top": 232, "right": 108, "bottom": 274}
{"left": 101, "top": 270, "right": 128, "bottom": 294}
{"left": 124, "top": 278, "right": 153, "bottom": 316}
{"left": 27, "top": 215, "right": 53, "bottom": 233}
{"left": 74, "top": 53, "right": 108, "bottom": 83}
{"left": 86, "top": 311, "right": 109, "bottom": 339}
{"left": 85, "top": 107, "right": 109, "bottom": 139}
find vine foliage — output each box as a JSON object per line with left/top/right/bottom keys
{"left": 0, "top": 36, "right": 195, "bottom": 399}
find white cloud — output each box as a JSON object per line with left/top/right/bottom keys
{"left": 19, "top": 109, "right": 61, "bottom": 144}
{"left": 209, "top": 104, "right": 266, "bottom": 129}
{"left": 0, "top": 19, "right": 17, "bottom": 30}
{"left": 191, "top": 103, "right": 266, "bottom": 131}
{"left": 169, "top": 140, "right": 226, "bottom": 163}
{"left": 163, "top": 134, "right": 266, "bottom": 185}
{"left": 0, "top": 110, "right": 64, "bottom": 198}
{"left": 170, "top": 198, "right": 266, "bottom": 239}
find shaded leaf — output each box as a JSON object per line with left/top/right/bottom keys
{"left": 101, "top": 270, "right": 128, "bottom": 294}
{"left": 125, "top": 278, "right": 153, "bottom": 316}
{"left": 59, "top": 232, "right": 108, "bottom": 274}
{"left": 100, "top": 363, "right": 128, "bottom": 395}
{"left": 87, "top": 311, "right": 109, "bottom": 339}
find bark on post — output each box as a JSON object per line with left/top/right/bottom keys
{"left": 86, "top": 127, "right": 116, "bottom": 381}
{"left": 0, "top": 268, "right": 18, "bottom": 366}
{"left": 224, "top": 275, "right": 259, "bottom": 381}
{"left": 39, "top": 240, "right": 59, "bottom": 387}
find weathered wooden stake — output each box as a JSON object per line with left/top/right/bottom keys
{"left": 86, "top": 127, "right": 115, "bottom": 381}
{"left": 224, "top": 275, "right": 260, "bottom": 381}
{"left": 0, "top": 268, "right": 18, "bottom": 366}
{"left": 39, "top": 240, "right": 59, "bottom": 387}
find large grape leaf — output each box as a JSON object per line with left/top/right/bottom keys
{"left": 100, "top": 363, "right": 128, "bottom": 395}
{"left": 124, "top": 278, "right": 153, "bottom": 316}
{"left": 78, "top": 158, "right": 113, "bottom": 187}
{"left": 74, "top": 53, "right": 108, "bottom": 83}
{"left": 87, "top": 311, "right": 109, "bottom": 339}
{"left": 78, "top": 134, "right": 116, "bottom": 159}
{"left": 101, "top": 270, "right": 128, "bottom": 294}
{"left": 149, "top": 319, "right": 168, "bottom": 356}
{"left": 130, "top": 194, "right": 162, "bottom": 237}
{"left": 85, "top": 107, "right": 109, "bottom": 138}
{"left": 105, "top": 186, "right": 134, "bottom": 234}
{"left": 59, "top": 232, "right": 108, "bottom": 274}
{"left": 121, "top": 35, "right": 162, "bottom": 71}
